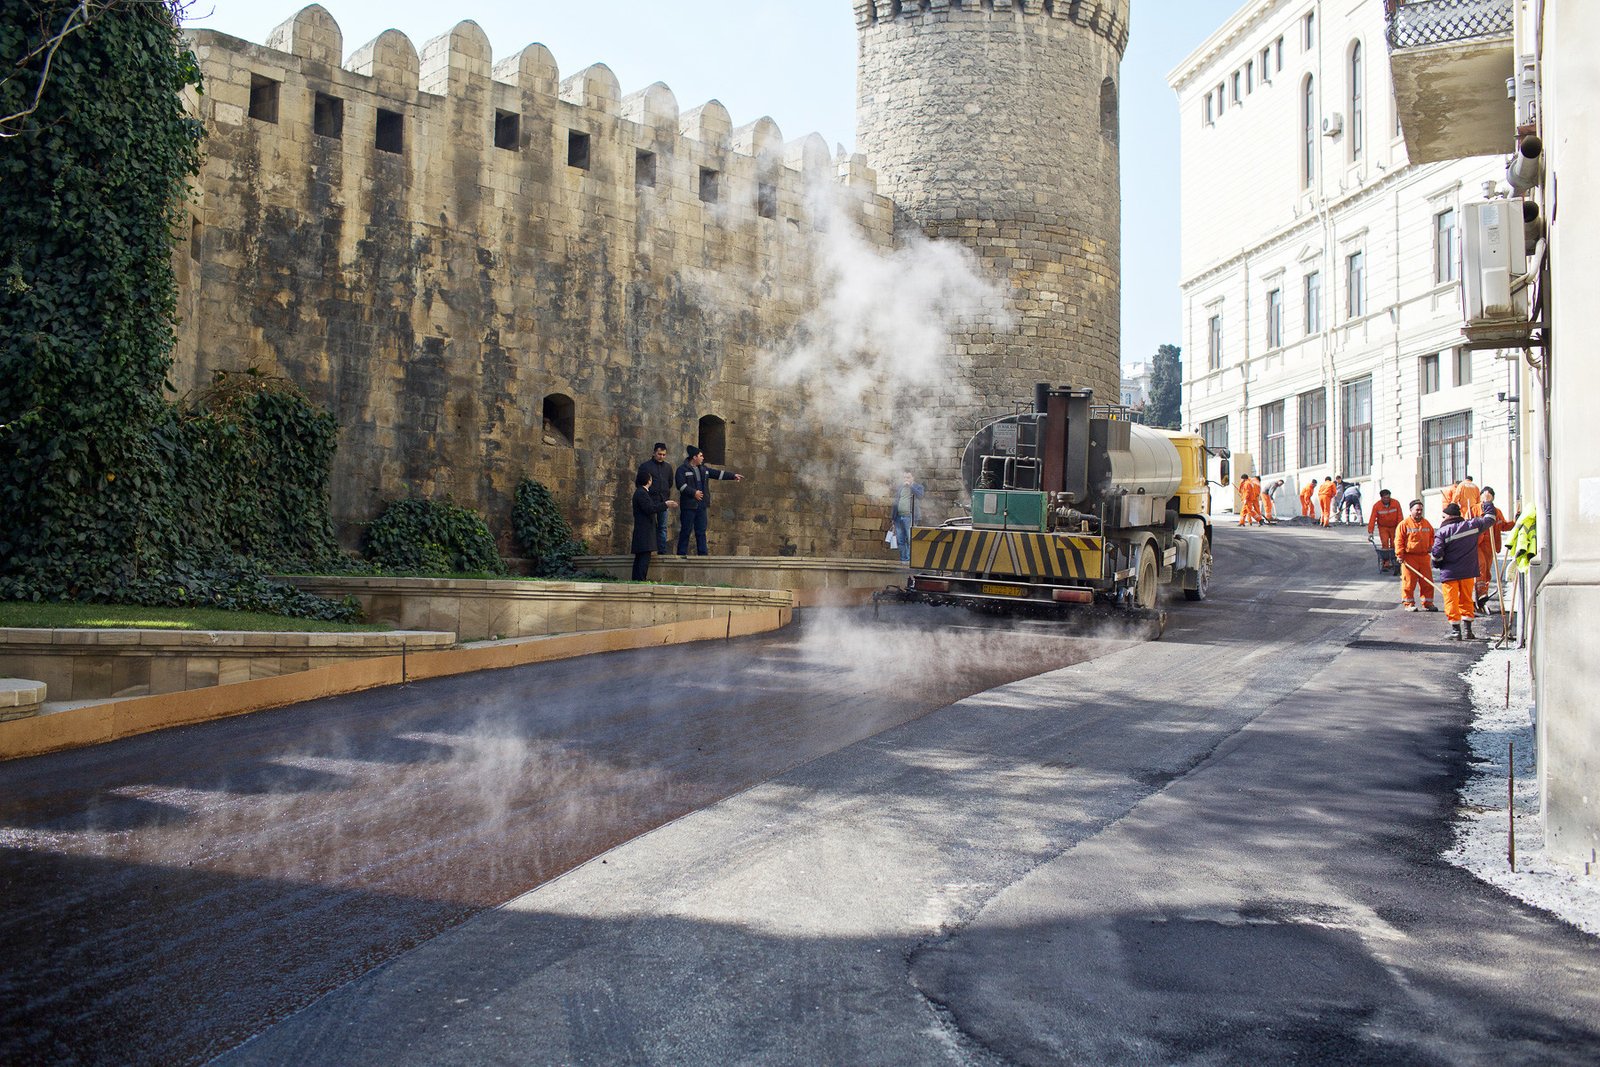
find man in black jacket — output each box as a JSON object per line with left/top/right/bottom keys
{"left": 636, "top": 442, "right": 675, "bottom": 553}
{"left": 675, "top": 445, "right": 743, "bottom": 556}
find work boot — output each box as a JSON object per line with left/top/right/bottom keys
{"left": 1424, "top": 603, "right": 1439, "bottom": 612}
{"left": 1448, "top": 623, "right": 1462, "bottom": 641}
{"left": 1464, "top": 621, "right": 1476, "bottom": 640}
{"left": 1403, "top": 603, "right": 1417, "bottom": 612}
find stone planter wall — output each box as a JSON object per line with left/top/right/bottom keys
{"left": 284, "top": 576, "right": 796, "bottom": 641}
{"left": 0, "top": 629, "right": 456, "bottom": 703}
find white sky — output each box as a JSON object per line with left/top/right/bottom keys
{"left": 183, "top": 0, "right": 1245, "bottom": 372}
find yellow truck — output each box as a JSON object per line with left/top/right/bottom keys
{"left": 897, "top": 385, "right": 1225, "bottom": 619}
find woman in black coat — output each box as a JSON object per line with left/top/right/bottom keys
{"left": 631, "top": 470, "right": 677, "bottom": 581}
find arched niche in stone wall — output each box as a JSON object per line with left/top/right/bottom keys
{"left": 621, "top": 82, "right": 680, "bottom": 139}
{"left": 346, "top": 29, "right": 420, "bottom": 96}
{"left": 492, "top": 43, "right": 559, "bottom": 99}
{"left": 265, "top": 4, "right": 342, "bottom": 66}
{"left": 419, "top": 21, "right": 492, "bottom": 97}
{"left": 559, "top": 64, "right": 620, "bottom": 115}
{"left": 680, "top": 100, "right": 731, "bottom": 151}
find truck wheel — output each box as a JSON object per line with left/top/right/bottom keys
{"left": 1134, "top": 542, "right": 1159, "bottom": 610}
{"left": 1184, "top": 537, "right": 1212, "bottom": 601}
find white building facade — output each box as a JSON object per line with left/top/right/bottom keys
{"left": 1120, "top": 361, "right": 1153, "bottom": 410}
{"left": 1170, "top": 0, "right": 1514, "bottom": 516}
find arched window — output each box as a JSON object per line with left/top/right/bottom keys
{"left": 1349, "top": 42, "right": 1364, "bottom": 162}
{"left": 1302, "top": 75, "right": 1316, "bottom": 190}
{"left": 698, "top": 414, "right": 726, "bottom": 466}
{"left": 1099, "top": 76, "right": 1118, "bottom": 141}
{"left": 542, "top": 393, "right": 574, "bottom": 446}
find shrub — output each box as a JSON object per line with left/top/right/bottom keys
{"left": 365, "top": 498, "right": 507, "bottom": 575}
{"left": 511, "top": 479, "right": 588, "bottom": 577}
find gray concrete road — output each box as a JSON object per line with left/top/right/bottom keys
{"left": 221, "top": 520, "right": 1600, "bottom": 1065}
{"left": 0, "top": 581, "right": 1122, "bottom": 1064}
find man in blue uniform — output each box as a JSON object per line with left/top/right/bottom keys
{"left": 675, "top": 446, "right": 744, "bottom": 556}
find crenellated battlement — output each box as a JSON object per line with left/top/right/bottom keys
{"left": 188, "top": 4, "right": 874, "bottom": 214}
{"left": 173, "top": 4, "right": 900, "bottom": 565}
{"left": 851, "top": 0, "right": 1129, "bottom": 55}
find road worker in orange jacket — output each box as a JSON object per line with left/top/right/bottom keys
{"left": 1441, "top": 479, "right": 1460, "bottom": 510}
{"left": 1261, "top": 478, "right": 1283, "bottom": 523}
{"left": 1238, "top": 474, "right": 1262, "bottom": 526}
{"left": 1300, "top": 479, "right": 1316, "bottom": 517}
{"left": 1367, "top": 489, "right": 1404, "bottom": 571}
{"left": 1456, "top": 476, "right": 1482, "bottom": 518}
{"left": 1474, "top": 486, "right": 1516, "bottom": 602}
{"left": 1317, "top": 477, "right": 1338, "bottom": 527}
{"left": 1393, "top": 499, "right": 1437, "bottom": 611}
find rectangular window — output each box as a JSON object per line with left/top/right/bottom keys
{"left": 1341, "top": 376, "right": 1373, "bottom": 477}
{"left": 1298, "top": 389, "right": 1327, "bottom": 467}
{"left": 375, "top": 108, "right": 403, "bottom": 154}
{"left": 1303, "top": 10, "right": 1316, "bottom": 50}
{"left": 567, "top": 130, "right": 590, "bottom": 170}
{"left": 1231, "top": 71, "right": 1242, "bottom": 104}
{"left": 312, "top": 92, "right": 343, "bottom": 139}
{"left": 1420, "top": 353, "right": 1441, "bottom": 395}
{"left": 1453, "top": 347, "right": 1473, "bottom": 386}
{"left": 635, "top": 149, "right": 656, "bottom": 188}
{"left": 1245, "top": 60, "right": 1254, "bottom": 94}
{"left": 1207, "top": 313, "right": 1223, "bottom": 371}
{"left": 248, "top": 74, "right": 279, "bottom": 123}
{"left": 1434, "top": 208, "right": 1458, "bottom": 284}
{"left": 1260, "top": 47, "right": 1272, "bottom": 83}
{"left": 1266, "top": 287, "right": 1284, "bottom": 349}
{"left": 1304, "top": 271, "right": 1323, "bottom": 334}
{"left": 1275, "top": 37, "right": 1285, "bottom": 71}
{"left": 1217, "top": 82, "right": 1226, "bottom": 114}
{"left": 1201, "top": 416, "right": 1229, "bottom": 452}
{"left": 1346, "top": 250, "right": 1365, "bottom": 318}
{"left": 1204, "top": 92, "right": 1215, "bottom": 125}
{"left": 494, "top": 110, "right": 520, "bottom": 151}
{"left": 757, "top": 182, "right": 777, "bottom": 219}
{"left": 1260, "top": 400, "right": 1286, "bottom": 474}
{"left": 698, "top": 167, "right": 719, "bottom": 204}
{"left": 1422, "top": 412, "right": 1472, "bottom": 488}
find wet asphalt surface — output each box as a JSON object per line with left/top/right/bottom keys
{"left": 9, "top": 520, "right": 1599, "bottom": 1066}
{"left": 0, "top": 598, "right": 1130, "bottom": 1064}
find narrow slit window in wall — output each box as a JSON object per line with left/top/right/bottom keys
{"left": 313, "top": 93, "right": 343, "bottom": 139}
{"left": 567, "top": 131, "right": 590, "bottom": 170}
{"left": 494, "top": 110, "right": 520, "bottom": 151}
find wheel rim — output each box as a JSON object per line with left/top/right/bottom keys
{"left": 1136, "top": 546, "right": 1158, "bottom": 609}
{"left": 1196, "top": 542, "right": 1212, "bottom": 598}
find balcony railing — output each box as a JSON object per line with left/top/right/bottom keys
{"left": 1385, "top": 0, "right": 1514, "bottom": 51}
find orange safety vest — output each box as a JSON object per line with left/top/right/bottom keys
{"left": 1394, "top": 516, "right": 1435, "bottom": 556}
{"left": 1368, "top": 498, "right": 1403, "bottom": 533}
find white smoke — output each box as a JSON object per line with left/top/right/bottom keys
{"left": 760, "top": 184, "right": 1013, "bottom": 498}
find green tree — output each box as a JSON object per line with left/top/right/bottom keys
{"left": 1146, "top": 344, "right": 1183, "bottom": 430}
{"left": 0, "top": 0, "right": 204, "bottom": 597}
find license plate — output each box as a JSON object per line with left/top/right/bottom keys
{"left": 981, "top": 584, "right": 1027, "bottom": 597}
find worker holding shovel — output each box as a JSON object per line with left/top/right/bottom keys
{"left": 1393, "top": 499, "right": 1437, "bottom": 612}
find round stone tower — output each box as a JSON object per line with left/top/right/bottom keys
{"left": 854, "top": 0, "right": 1130, "bottom": 414}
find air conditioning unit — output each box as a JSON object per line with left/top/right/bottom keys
{"left": 1462, "top": 198, "right": 1528, "bottom": 323}
{"left": 1322, "top": 112, "right": 1344, "bottom": 137}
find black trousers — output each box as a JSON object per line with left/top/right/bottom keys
{"left": 632, "top": 551, "right": 652, "bottom": 581}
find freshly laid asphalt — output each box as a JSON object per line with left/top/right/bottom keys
{"left": 215, "top": 520, "right": 1600, "bottom": 1065}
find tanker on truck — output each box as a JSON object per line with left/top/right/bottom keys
{"left": 898, "top": 385, "right": 1227, "bottom": 617}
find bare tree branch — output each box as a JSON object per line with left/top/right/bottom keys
{"left": 1, "top": 0, "right": 189, "bottom": 138}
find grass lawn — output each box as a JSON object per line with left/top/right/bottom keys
{"left": 0, "top": 602, "right": 391, "bottom": 633}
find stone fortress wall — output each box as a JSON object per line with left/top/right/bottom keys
{"left": 173, "top": 2, "right": 1127, "bottom": 560}
{"left": 854, "top": 0, "right": 1130, "bottom": 413}
{"left": 176, "top": 5, "right": 896, "bottom": 559}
